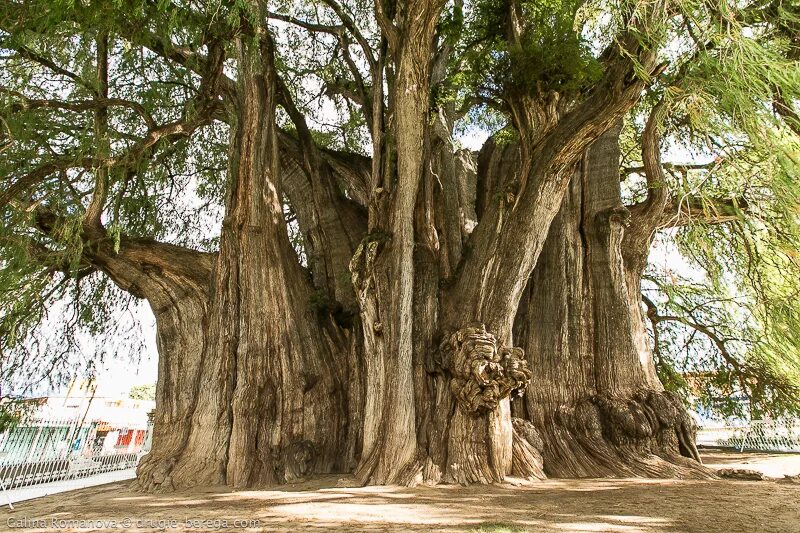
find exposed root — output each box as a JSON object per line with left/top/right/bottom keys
{"left": 511, "top": 418, "right": 546, "bottom": 480}
{"left": 135, "top": 438, "right": 323, "bottom": 491}
{"left": 717, "top": 468, "right": 765, "bottom": 481}
{"left": 134, "top": 454, "right": 177, "bottom": 493}
{"left": 536, "top": 389, "right": 716, "bottom": 479}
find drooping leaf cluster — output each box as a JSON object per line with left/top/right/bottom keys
{"left": 605, "top": 0, "right": 800, "bottom": 419}
{"left": 452, "top": 0, "right": 601, "bottom": 106}
{"left": 0, "top": 1, "right": 232, "bottom": 394}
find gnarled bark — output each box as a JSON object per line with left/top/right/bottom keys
{"left": 352, "top": 0, "right": 447, "bottom": 486}
{"left": 4, "top": 0, "right": 759, "bottom": 496}
{"left": 515, "top": 124, "right": 714, "bottom": 479}
{"left": 90, "top": 241, "right": 213, "bottom": 491}
{"left": 134, "top": 27, "right": 354, "bottom": 490}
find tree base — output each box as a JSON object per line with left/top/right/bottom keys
{"left": 135, "top": 454, "right": 180, "bottom": 492}
{"left": 134, "top": 389, "right": 712, "bottom": 491}
{"left": 511, "top": 418, "right": 547, "bottom": 481}
{"left": 535, "top": 390, "right": 716, "bottom": 479}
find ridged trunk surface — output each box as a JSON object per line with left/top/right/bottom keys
{"left": 123, "top": 8, "right": 701, "bottom": 489}
{"left": 130, "top": 124, "right": 710, "bottom": 492}
{"left": 514, "top": 126, "right": 713, "bottom": 479}
{"left": 135, "top": 33, "right": 356, "bottom": 491}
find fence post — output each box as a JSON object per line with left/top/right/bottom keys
{"left": 739, "top": 424, "right": 752, "bottom": 453}
{"left": 1, "top": 476, "right": 13, "bottom": 510}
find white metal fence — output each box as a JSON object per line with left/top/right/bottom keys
{"left": 0, "top": 415, "right": 151, "bottom": 508}
{"left": 697, "top": 419, "right": 800, "bottom": 453}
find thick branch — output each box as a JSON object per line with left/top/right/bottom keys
{"left": 622, "top": 162, "right": 715, "bottom": 177}
{"left": 267, "top": 11, "right": 345, "bottom": 35}
{"left": 624, "top": 99, "right": 671, "bottom": 268}
{"left": 277, "top": 77, "right": 367, "bottom": 308}
{"left": 0, "top": 117, "right": 214, "bottom": 209}
{"left": 1, "top": 42, "right": 93, "bottom": 90}
{"left": 449, "top": 11, "right": 669, "bottom": 333}
{"left": 95, "top": 237, "right": 214, "bottom": 304}
{"left": 321, "top": 0, "right": 376, "bottom": 69}
{"left": 31, "top": 205, "right": 213, "bottom": 304}
{"left": 3, "top": 92, "right": 157, "bottom": 129}
{"left": 374, "top": 0, "right": 400, "bottom": 50}
{"left": 116, "top": 27, "right": 237, "bottom": 101}
{"left": 84, "top": 31, "right": 110, "bottom": 230}
{"left": 0, "top": 157, "right": 95, "bottom": 208}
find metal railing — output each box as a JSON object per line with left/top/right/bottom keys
{"left": 697, "top": 419, "right": 800, "bottom": 453}
{"left": 0, "top": 415, "right": 151, "bottom": 508}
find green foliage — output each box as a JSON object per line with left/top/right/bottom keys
{"left": 0, "top": 0, "right": 798, "bottom": 424}
{"left": 128, "top": 383, "right": 156, "bottom": 400}
{"left": 0, "top": 0, "right": 229, "bottom": 394}
{"left": 461, "top": 0, "right": 602, "bottom": 99}
{"left": 640, "top": 130, "right": 800, "bottom": 419}
{"left": 611, "top": 0, "right": 800, "bottom": 419}
{"left": 0, "top": 399, "right": 36, "bottom": 433}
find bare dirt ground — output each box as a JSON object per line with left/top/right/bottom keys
{"left": 4, "top": 449, "right": 799, "bottom": 533}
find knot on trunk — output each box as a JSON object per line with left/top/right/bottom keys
{"left": 440, "top": 324, "right": 532, "bottom": 412}
{"left": 593, "top": 206, "right": 631, "bottom": 234}
{"left": 350, "top": 232, "right": 392, "bottom": 306}
{"left": 136, "top": 457, "right": 176, "bottom": 492}
{"left": 349, "top": 238, "right": 382, "bottom": 295}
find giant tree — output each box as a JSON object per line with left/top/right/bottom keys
{"left": 1, "top": 0, "right": 798, "bottom": 489}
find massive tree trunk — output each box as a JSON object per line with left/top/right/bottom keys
{"left": 3, "top": 0, "right": 757, "bottom": 496}
{"left": 89, "top": 241, "right": 213, "bottom": 492}
{"left": 350, "top": 0, "right": 448, "bottom": 485}
{"left": 405, "top": 111, "right": 544, "bottom": 486}
{"left": 116, "top": 2, "right": 705, "bottom": 491}
{"left": 133, "top": 29, "right": 354, "bottom": 490}
{"left": 415, "top": 23, "right": 669, "bottom": 483}
{"left": 514, "top": 124, "right": 713, "bottom": 479}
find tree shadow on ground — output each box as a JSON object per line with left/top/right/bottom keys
{"left": 7, "top": 471, "right": 800, "bottom": 532}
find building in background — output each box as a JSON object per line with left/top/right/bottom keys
{"left": 0, "top": 379, "right": 153, "bottom": 466}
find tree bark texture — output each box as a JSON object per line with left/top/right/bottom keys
{"left": 350, "top": 0, "right": 447, "bottom": 485}
{"left": 111, "top": 6, "right": 712, "bottom": 490}
{"left": 514, "top": 125, "right": 714, "bottom": 479}
{"left": 0, "top": 0, "right": 729, "bottom": 494}
{"left": 134, "top": 30, "right": 356, "bottom": 490}
{"left": 126, "top": 118, "right": 711, "bottom": 489}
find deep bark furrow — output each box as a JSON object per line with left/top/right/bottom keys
{"left": 134, "top": 25, "right": 354, "bottom": 490}
{"left": 92, "top": 242, "right": 212, "bottom": 491}
{"left": 353, "top": 0, "right": 446, "bottom": 485}
{"left": 519, "top": 125, "right": 712, "bottom": 480}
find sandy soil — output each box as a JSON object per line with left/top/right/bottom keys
{"left": 701, "top": 449, "right": 800, "bottom": 478}
{"left": 4, "top": 450, "right": 799, "bottom": 533}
